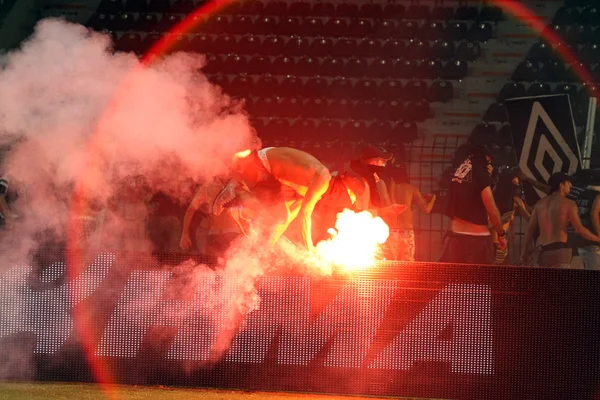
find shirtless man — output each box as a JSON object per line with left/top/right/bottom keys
{"left": 520, "top": 172, "right": 600, "bottom": 268}
{"left": 390, "top": 163, "right": 436, "bottom": 261}
{"left": 438, "top": 144, "right": 506, "bottom": 264}
{"left": 231, "top": 146, "right": 331, "bottom": 251}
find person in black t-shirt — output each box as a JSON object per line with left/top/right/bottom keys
{"left": 438, "top": 145, "right": 506, "bottom": 264}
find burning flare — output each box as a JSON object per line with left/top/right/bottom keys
{"left": 315, "top": 209, "right": 389, "bottom": 272}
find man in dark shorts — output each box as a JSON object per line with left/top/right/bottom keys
{"left": 520, "top": 172, "right": 600, "bottom": 268}
{"left": 438, "top": 144, "right": 506, "bottom": 264}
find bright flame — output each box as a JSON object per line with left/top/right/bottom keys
{"left": 234, "top": 149, "right": 251, "bottom": 159}
{"left": 315, "top": 209, "right": 389, "bottom": 273}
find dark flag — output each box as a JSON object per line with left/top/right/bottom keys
{"left": 505, "top": 94, "right": 581, "bottom": 204}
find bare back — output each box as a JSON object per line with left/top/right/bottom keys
{"left": 266, "top": 147, "right": 327, "bottom": 196}
{"left": 535, "top": 194, "right": 572, "bottom": 245}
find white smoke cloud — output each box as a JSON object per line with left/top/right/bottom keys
{"left": 0, "top": 18, "right": 253, "bottom": 259}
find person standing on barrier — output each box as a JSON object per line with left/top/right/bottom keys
{"left": 438, "top": 144, "right": 506, "bottom": 264}
{"left": 520, "top": 172, "right": 600, "bottom": 268}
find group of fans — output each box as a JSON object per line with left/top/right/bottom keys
{"left": 1, "top": 130, "right": 599, "bottom": 269}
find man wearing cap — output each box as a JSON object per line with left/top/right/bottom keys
{"left": 438, "top": 144, "right": 506, "bottom": 264}
{"left": 520, "top": 172, "right": 600, "bottom": 268}
{"left": 350, "top": 145, "right": 394, "bottom": 209}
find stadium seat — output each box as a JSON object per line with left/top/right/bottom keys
{"left": 543, "top": 24, "right": 569, "bottom": 44}
{"left": 393, "top": 59, "right": 416, "bottom": 79}
{"left": 310, "top": 37, "right": 334, "bottom": 57}
{"left": 381, "top": 39, "right": 405, "bottom": 58}
{"left": 455, "top": 5, "right": 479, "bottom": 21}
{"left": 264, "top": 0, "right": 287, "bottom": 15}
{"left": 246, "top": 55, "right": 272, "bottom": 75}
{"left": 369, "top": 58, "right": 395, "bottom": 79}
{"left": 538, "top": 60, "right": 567, "bottom": 82}
{"left": 468, "top": 123, "right": 498, "bottom": 146}
{"left": 212, "top": 34, "right": 237, "bottom": 54}
{"left": 342, "top": 120, "right": 369, "bottom": 143}
{"left": 552, "top": 6, "right": 580, "bottom": 25}
{"left": 392, "top": 121, "right": 418, "bottom": 143}
{"left": 324, "top": 18, "right": 350, "bottom": 37}
{"left": 271, "top": 56, "right": 295, "bottom": 75}
{"left": 432, "top": 40, "right": 456, "bottom": 61}
{"left": 285, "top": 37, "right": 310, "bottom": 57}
{"left": 526, "top": 42, "right": 554, "bottom": 63}
{"left": 304, "top": 76, "right": 329, "bottom": 98}
{"left": 171, "top": 0, "right": 195, "bottom": 13}
{"left": 348, "top": 19, "right": 374, "bottom": 39}
{"left": 404, "top": 100, "right": 430, "bottom": 122}
{"left": 320, "top": 57, "right": 344, "bottom": 77}
{"left": 278, "top": 17, "right": 300, "bottom": 36}
{"left": 124, "top": 0, "right": 146, "bottom": 12}
{"left": 329, "top": 98, "right": 353, "bottom": 120}
{"left": 456, "top": 41, "right": 481, "bottom": 62}
{"left": 404, "top": 80, "right": 428, "bottom": 101}
{"left": 352, "top": 99, "right": 378, "bottom": 121}
{"left": 210, "top": 74, "right": 230, "bottom": 93}
{"left": 311, "top": 1, "right": 335, "bottom": 17}
{"left": 296, "top": 56, "right": 320, "bottom": 77}
{"left": 115, "top": 32, "right": 143, "bottom": 53}
{"left": 147, "top": 0, "right": 170, "bottom": 13}
{"left": 357, "top": 39, "right": 382, "bottom": 58}
{"left": 415, "top": 60, "right": 441, "bottom": 80}
{"left": 228, "top": 16, "right": 253, "bottom": 35}
{"left": 237, "top": 35, "right": 262, "bottom": 55}
{"left": 354, "top": 79, "right": 379, "bottom": 99}
{"left": 112, "top": 12, "right": 135, "bottom": 31}
{"left": 376, "top": 99, "right": 405, "bottom": 121}
{"left": 444, "top": 22, "right": 468, "bottom": 42}
{"left": 303, "top": 97, "right": 328, "bottom": 119}
{"left": 263, "top": 118, "right": 290, "bottom": 142}
{"left": 239, "top": 0, "right": 264, "bottom": 15}
{"left": 156, "top": 14, "right": 182, "bottom": 32}
{"left": 496, "top": 125, "right": 514, "bottom": 148}
{"left": 439, "top": 60, "right": 468, "bottom": 81}
{"left": 420, "top": 22, "right": 445, "bottom": 41}
{"left": 254, "top": 16, "right": 278, "bottom": 36}
{"left": 139, "top": 33, "right": 161, "bottom": 53}
{"left": 346, "top": 57, "right": 368, "bottom": 78}
{"left": 220, "top": 54, "right": 247, "bottom": 75}
{"left": 278, "top": 75, "right": 304, "bottom": 97}
{"left": 373, "top": 19, "right": 396, "bottom": 39}
{"left": 431, "top": 5, "right": 454, "bottom": 20}
{"left": 254, "top": 74, "right": 279, "bottom": 97}
{"left": 261, "top": 36, "right": 285, "bottom": 56}
{"left": 368, "top": 121, "right": 394, "bottom": 143}
{"left": 229, "top": 75, "right": 256, "bottom": 97}
{"left": 329, "top": 77, "right": 354, "bottom": 99}
{"left": 337, "top": 1, "right": 359, "bottom": 18}
{"left": 382, "top": 2, "right": 406, "bottom": 19}
{"left": 479, "top": 5, "right": 504, "bottom": 22}
{"left": 580, "top": 5, "right": 600, "bottom": 25}
{"left": 467, "top": 23, "right": 493, "bottom": 43}
{"left": 88, "top": 13, "right": 114, "bottom": 32}
{"left": 580, "top": 43, "right": 600, "bottom": 64}
{"left": 379, "top": 80, "right": 404, "bottom": 101}
{"left": 290, "top": 119, "right": 317, "bottom": 141}
{"left": 397, "top": 21, "right": 419, "bottom": 40}
{"left": 98, "top": 0, "right": 122, "bottom": 14}
{"left": 511, "top": 61, "right": 538, "bottom": 82}
{"left": 483, "top": 102, "right": 508, "bottom": 124}
{"left": 406, "top": 40, "right": 431, "bottom": 60}
{"left": 302, "top": 17, "right": 324, "bottom": 37}
{"left": 278, "top": 97, "right": 303, "bottom": 118}
{"left": 428, "top": 80, "right": 454, "bottom": 102}
{"left": 331, "top": 38, "right": 357, "bottom": 58}
{"left": 405, "top": 4, "right": 429, "bottom": 20}
{"left": 498, "top": 82, "right": 526, "bottom": 102}
{"left": 567, "top": 25, "right": 593, "bottom": 45}
{"left": 526, "top": 82, "right": 552, "bottom": 97}
{"left": 288, "top": 0, "right": 311, "bottom": 17}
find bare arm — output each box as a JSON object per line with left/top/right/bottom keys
{"left": 521, "top": 206, "right": 539, "bottom": 261}
{"left": 520, "top": 171, "right": 550, "bottom": 194}
{"left": 180, "top": 186, "right": 210, "bottom": 249}
{"left": 481, "top": 186, "right": 503, "bottom": 234}
{"left": 591, "top": 194, "right": 600, "bottom": 236}
{"left": 513, "top": 196, "right": 531, "bottom": 221}
{"left": 568, "top": 201, "right": 600, "bottom": 242}
{"left": 373, "top": 172, "right": 392, "bottom": 207}
{"left": 298, "top": 167, "right": 331, "bottom": 249}
{"left": 359, "top": 179, "right": 406, "bottom": 216}
{"left": 414, "top": 189, "right": 436, "bottom": 214}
